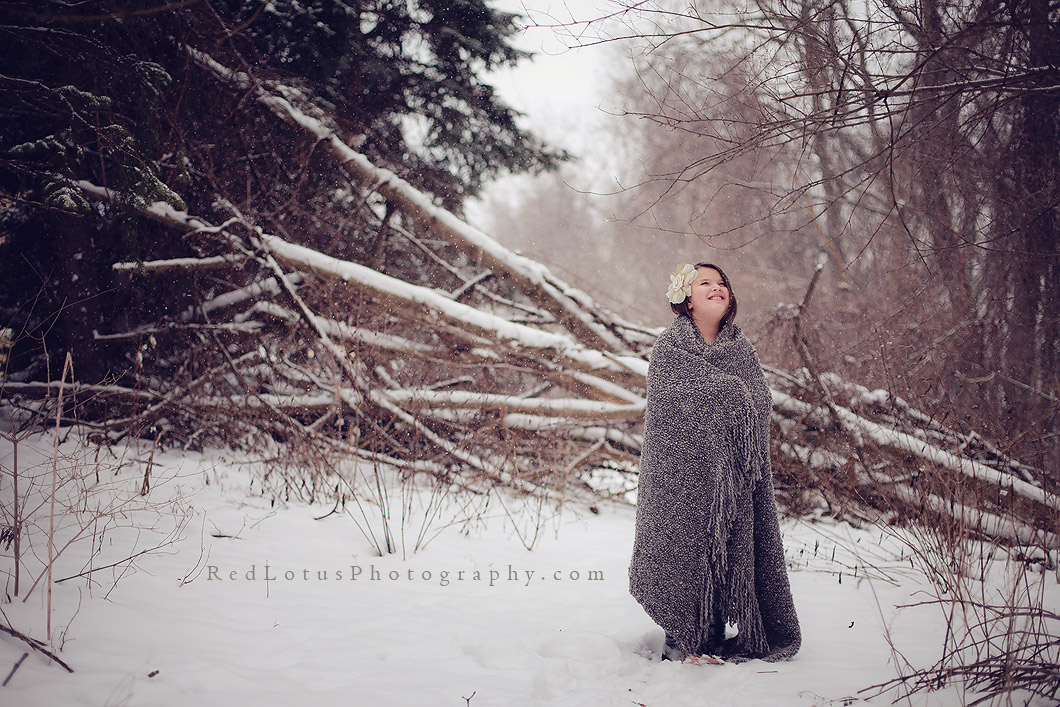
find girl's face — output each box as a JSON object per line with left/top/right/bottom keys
{"left": 686, "top": 267, "right": 730, "bottom": 324}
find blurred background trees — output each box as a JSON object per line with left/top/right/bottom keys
{"left": 482, "top": 0, "right": 1060, "bottom": 474}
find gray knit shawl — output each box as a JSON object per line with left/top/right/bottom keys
{"left": 629, "top": 315, "right": 801, "bottom": 661}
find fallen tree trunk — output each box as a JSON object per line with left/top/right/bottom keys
{"left": 187, "top": 47, "right": 641, "bottom": 355}
{"left": 770, "top": 388, "right": 1060, "bottom": 516}
{"left": 379, "top": 388, "right": 644, "bottom": 420}
{"left": 776, "top": 441, "right": 1057, "bottom": 548}
{"left": 85, "top": 181, "right": 647, "bottom": 391}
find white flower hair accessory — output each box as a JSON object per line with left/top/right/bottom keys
{"left": 666, "top": 263, "right": 697, "bottom": 304}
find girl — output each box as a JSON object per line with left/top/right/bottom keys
{"left": 629, "top": 263, "right": 801, "bottom": 663}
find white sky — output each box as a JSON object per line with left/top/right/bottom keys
{"left": 468, "top": 1, "right": 634, "bottom": 223}
{"left": 485, "top": 0, "right": 627, "bottom": 159}
{"left": 483, "top": 0, "right": 631, "bottom": 166}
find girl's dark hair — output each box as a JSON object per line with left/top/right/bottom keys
{"left": 670, "top": 262, "right": 738, "bottom": 326}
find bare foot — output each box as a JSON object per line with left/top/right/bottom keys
{"left": 682, "top": 653, "right": 725, "bottom": 665}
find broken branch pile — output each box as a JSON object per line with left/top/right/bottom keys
{"left": 2, "top": 52, "right": 1054, "bottom": 551}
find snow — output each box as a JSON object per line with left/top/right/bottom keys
{"left": 262, "top": 234, "right": 647, "bottom": 377}
{"left": 4, "top": 432, "right": 1054, "bottom": 706}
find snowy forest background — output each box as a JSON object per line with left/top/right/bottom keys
{"left": 0, "top": 0, "right": 1059, "bottom": 704}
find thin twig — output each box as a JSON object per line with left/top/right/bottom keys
{"left": 0, "top": 623, "right": 73, "bottom": 673}
{"left": 2, "top": 652, "right": 28, "bottom": 686}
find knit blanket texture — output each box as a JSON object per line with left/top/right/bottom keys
{"left": 628, "top": 315, "right": 801, "bottom": 661}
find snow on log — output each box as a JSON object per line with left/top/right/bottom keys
{"left": 501, "top": 413, "right": 643, "bottom": 452}
{"left": 563, "top": 370, "right": 646, "bottom": 405}
{"left": 260, "top": 233, "right": 649, "bottom": 379}
{"left": 1, "top": 381, "right": 159, "bottom": 401}
{"left": 772, "top": 389, "right": 1060, "bottom": 516}
{"left": 890, "top": 482, "right": 1057, "bottom": 548}
{"left": 243, "top": 231, "right": 370, "bottom": 397}
{"left": 92, "top": 322, "right": 263, "bottom": 340}
{"left": 186, "top": 46, "right": 633, "bottom": 354}
{"left": 379, "top": 388, "right": 644, "bottom": 420}
{"left": 777, "top": 441, "right": 1056, "bottom": 548}
{"left": 193, "top": 393, "right": 338, "bottom": 410}
{"left": 249, "top": 302, "right": 440, "bottom": 355}
{"left": 819, "top": 372, "right": 1039, "bottom": 484}
{"left": 113, "top": 255, "right": 245, "bottom": 272}
{"left": 259, "top": 303, "right": 642, "bottom": 403}
{"left": 250, "top": 303, "right": 634, "bottom": 404}
{"left": 182, "top": 277, "right": 296, "bottom": 322}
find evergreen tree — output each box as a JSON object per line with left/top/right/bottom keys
{"left": 211, "top": 0, "right": 561, "bottom": 201}
{"left": 0, "top": 0, "right": 564, "bottom": 382}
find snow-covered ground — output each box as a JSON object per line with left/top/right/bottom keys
{"left": 1, "top": 432, "right": 1054, "bottom": 706}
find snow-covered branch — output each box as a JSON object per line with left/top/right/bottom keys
{"left": 249, "top": 302, "right": 440, "bottom": 355}
{"left": 92, "top": 321, "right": 262, "bottom": 340}
{"left": 777, "top": 441, "right": 1057, "bottom": 548}
{"left": 186, "top": 46, "right": 636, "bottom": 354}
{"left": 772, "top": 389, "right": 1060, "bottom": 518}
{"left": 378, "top": 388, "right": 644, "bottom": 420}
{"left": 112, "top": 255, "right": 245, "bottom": 272}
{"left": 501, "top": 413, "right": 643, "bottom": 453}
{"left": 261, "top": 233, "right": 649, "bottom": 379}
{"left": 1, "top": 381, "right": 159, "bottom": 401}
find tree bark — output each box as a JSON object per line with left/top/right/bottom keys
{"left": 1001, "top": 0, "right": 1060, "bottom": 433}
{"left": 48, "top": 210, "right": 112, "bottom": 384}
